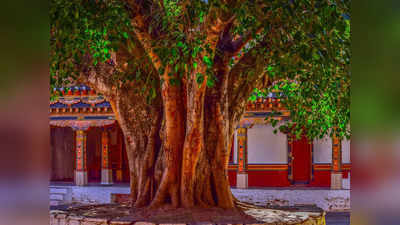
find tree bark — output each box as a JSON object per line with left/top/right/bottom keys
{"left": 96, "top": 64, "right": 240, "bottom": 210}
{"left": 149, "top": 67, "right": 186, "bottom": 208}
{"left": 80, "top": 10, "right": 259, "bottom": 209}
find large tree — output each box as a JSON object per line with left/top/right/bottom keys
{"left": 50, "top": 0, "right": 350, "bottom": 209}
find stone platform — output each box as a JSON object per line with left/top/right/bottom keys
{"left": 49, "top": 184, "right": 349, "bottom": 212}
{"left": 50, "top": 204, "right": 326, "bottom": 225}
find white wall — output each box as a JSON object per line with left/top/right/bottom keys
{"left": 247, "top": 124, "right": 287, "bottom": 164}
{"left": 233, "top": 125, "right": 351, "bottom": 165}
{"left": 313, "top": 137, "right": 332, "bottom": 163}
{"left": 313, "top": 137, "right": 351, "bottom": 164}
{"left": 342, "top": 139, "right": 351, "bottom": 163}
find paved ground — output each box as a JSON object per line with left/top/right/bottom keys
{"left": 325, "top": 212, "right": 350, "bottom": 225}
{"left": 51, "top": 205, "right": 349, "bottom": 225}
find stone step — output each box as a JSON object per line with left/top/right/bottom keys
{"left": 49, "top": 187, "right": 69, "bottom": 194}
{"left": 50, "top": 193, "right": 65, "bottom": 201}
{"left": 50, "top": 200, "right": 60, "bottom": 206}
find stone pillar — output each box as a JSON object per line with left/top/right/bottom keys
{"left": 236, "top": 127, "right": 248, "bottom": 189}
{"left": 331, "top": 134, "right": 342, "bottom": 189}
{"left": 75, "top": 130, "right": 88, "bottom": 186}
{"left": 101, "top": 129, "right": 113, "bottom": 185}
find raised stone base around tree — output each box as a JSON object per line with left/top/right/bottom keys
{"left": 50, "top": 204, "right": 326, "bottom": 225}
{"left": 49, "top": 185, "right": 349, "bottom": 212}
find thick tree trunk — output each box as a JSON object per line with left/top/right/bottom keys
{"left": 149, "top": 76, "right": 185, "bottom": 208}
{"left": 106, "top": 86, "right": 164, "bottom": 208}
{"left": 100, "top": 4, "right": 244, "bottom": 210}
{"left": 107, "top": 67, "right": 238, "bottom": 210}
{"left": 86, "top": 59, "right": 242, "bottom": 210}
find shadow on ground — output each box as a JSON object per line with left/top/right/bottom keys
{"left": 326, "top": 212, "right": 350, "bottom": 225}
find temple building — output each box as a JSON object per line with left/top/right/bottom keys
{"left": 50, "top": 86, "right": 351, "bottom": 191}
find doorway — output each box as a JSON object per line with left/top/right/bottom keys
{"left": 50, "top": 127, "right": 75, "bottom": 182}
{"left": 86, "top": 127, "right": 102, "bottom": 182}
{"left": 291, "top": 136, "right": 312, "bottom": 184}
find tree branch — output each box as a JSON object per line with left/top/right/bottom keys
{"left": 128, "top": 1, "right": 163, "bottom": 72}
{"left": 227, "top": 43, "right": 271, "bottom": 132}
{"left": 232, "top": 26, "right": 263, "bottom": 53}
{"left": 229, "top": 26, "right": 264, "bottom": 66}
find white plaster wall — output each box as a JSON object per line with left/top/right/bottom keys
{"left": 247, "top": 124, "right": 287, "bottom": 164}
{"left": 342, "top": 139, "right": 351, "bottom": 163}
{"left": 313, "top": 137, "right": 351, "bottom": 164}
{"left": 313, "top": 137, "right": 332, "bottom": 163}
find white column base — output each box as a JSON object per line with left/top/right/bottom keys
{"left": 342, "top": 173, "right": 351, "bottom": 190}
{"left": 237, "top": 173, "right": 248, "bottom": 189}
{"left": 331, "top": 172, "right": 343, "bottom": 190}
{"left": 101, "top": 169, "right": 113, "bottom": 185}
{"left": 75, "top": 171, "right": 88, "bottom": 186}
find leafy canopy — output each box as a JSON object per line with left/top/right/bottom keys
{"left": 51, "top": 0, "right": 350, "bottom": 140}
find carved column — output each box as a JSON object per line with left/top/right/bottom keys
{"left": 75, "top": 130, "right": 88, "bottom": 186}
{"left": 236, "top": 127, "right": 248, "bottom": 189}
{"left": 331, "top": 133, "right": 343, "bottom": 189}
{"left": 101, "top": 129, "right": 113, "bottom": 185}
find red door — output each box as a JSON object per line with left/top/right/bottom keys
{"left": 292, "top": 136, "right": 311, "bottom": 183}
{"left": 87, "top": 128, "right": 102, "bottom": 182}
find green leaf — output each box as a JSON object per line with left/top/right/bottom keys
{"left": 199, "top": 11, "right": 204, "bottom": 23}
{"left": 177, "top": 41, "right": 184, "bottom": 48}
{"left": 196, "top": 73, "right": 204, "bottom": 84}
{"left": 271, "top": 119, "right": 278, "bottom": 127}
{"left": 206, "top": 78, "right": 214, "bottom": 87}
{"left": 203, "top": 55, "right": 212, "bottom": 67}
{"left": 150, "top": 87, "right": 156, "bottom": 99}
